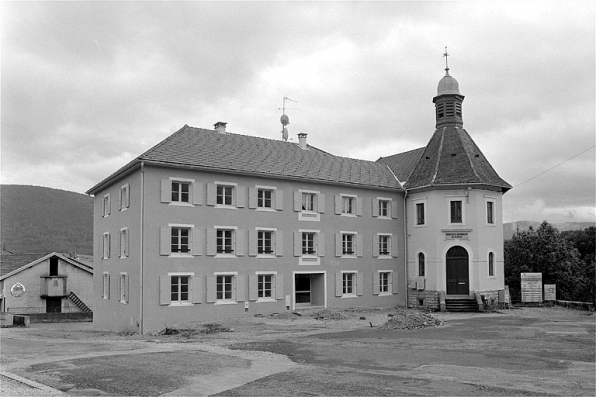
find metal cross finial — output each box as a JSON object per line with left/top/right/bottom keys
{"left": 443, "top": 46, "right": 450, "bottom": 73}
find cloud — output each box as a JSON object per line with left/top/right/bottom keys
{"left": 1, "top": 1, "right": 594, "bottom": 223}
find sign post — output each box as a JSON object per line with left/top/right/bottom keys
{"left": 544, "top": 284, "right": 556, "bottom": 303}
{"left": 521, "top": 273, "right": 542, "bottom": 303}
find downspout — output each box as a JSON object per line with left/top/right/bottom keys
{"left": 139, "top": 162, "right": 145, "bottom": 334}
{"left": 403, "top": 190, "right": 409, "bottom": 308}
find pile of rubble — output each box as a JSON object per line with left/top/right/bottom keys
{"left": 379, "top": 309, "right": 443, "bottom": 330}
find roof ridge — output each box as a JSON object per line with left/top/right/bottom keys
{"left": 457, "top": 126, "right": 483, "bottom": 182}
{"left": 430, "top": 127, "right": 446, "bottom": 185}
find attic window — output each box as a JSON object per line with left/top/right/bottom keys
{"left": 451, "top": 153, "right": 457, "bottom": 157}
{"left": 50, "top": 257, "right": 58, "bottom": 276}
{"left": 425, "top": 156, "right": 431, "bottom": 160}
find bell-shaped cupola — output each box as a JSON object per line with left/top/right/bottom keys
{"left": 433, "top": 63, "right": 465, "bottom": 128}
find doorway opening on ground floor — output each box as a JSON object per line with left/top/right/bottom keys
{"left": 294, "top": 272, "right": 326, "bottom": 309}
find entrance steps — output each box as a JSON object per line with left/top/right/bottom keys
{"left": 445, "top": 296, "right": 479, "bottom": 312}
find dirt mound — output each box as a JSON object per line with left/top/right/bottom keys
{"left": 379, "top": 309, "right": 443, "bottom": 330}
{"left": 307, "top": 309, "right": 349, "bottom": 321}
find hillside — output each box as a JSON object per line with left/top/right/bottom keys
{"left": 1, "top": 185, "right": 93, "bottom": 255}
{"left": 503, "top": 220, "right": 596, "bottom": 240}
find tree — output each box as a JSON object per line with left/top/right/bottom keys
{"left": 562, "top": 227, "right": 596, "bottom": 304}
{"left": 504, "top": 221, "right": 586, "bottom": 302}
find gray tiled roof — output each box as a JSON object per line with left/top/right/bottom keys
{"left": 376, "top": 147, "right": 425, "bottom": 184}
{"left": 112, "top": 125, "right": 402, "bottom": 190}
{"left": 402, "top": 126, "right": 511, "bottom": 191}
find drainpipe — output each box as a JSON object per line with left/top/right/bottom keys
{"left": 139, "top": 162, "right": 145, "bottom": 334}
{"left": 403, "top": 190, "right": 409, "bottom": 308}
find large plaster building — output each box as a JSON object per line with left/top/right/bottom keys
{"left": 87, "top": 67, "right": 510, "bottom": 333}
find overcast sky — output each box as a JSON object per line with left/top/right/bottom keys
{"left": 2, "top": 1, "right": 594, "bottom": 224}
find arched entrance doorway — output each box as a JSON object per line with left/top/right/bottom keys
{"left": 446, "top": 246, "right": 469, "bottom": 295}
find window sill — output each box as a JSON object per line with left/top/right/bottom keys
{"left": 214, "top": 300, "right": 238, "bottom": 305}
{"left": 377, "top": 255, "right": 393, "bottom": 259}
{"left": 256, "top": 207, "right": 276, "bottom": 212}
{"left": 341, "top": 255, "right": 357, "bottom": 259}
{"left": 414, "top": 224, "right": 427, "bottom": 228}
{"left": 169, "top": 202, "right": 193, "bottom": 207}
{"left": 215, "top": 205, "right": 237, "bottom": 210}
{"left": 299, "top": 212, "right": 320, "bottom": 222}
{"left": 341, "top": 294, "right": 357, "bottom": 299}
{"left": 256, "top": 298, "right": 276, "bottom": 303}
{"left": 486, "top": 223, "right": 497, "bottom": 227}
{"left": 169, "top": 253, "right": 193, "bottom": 258}
{"left": 378, "top": 292, "right": 392, "bottom": 297}
{"left": 376, "top": 215, "right": 391, "bottom": 220}
{"left": 256, "top": 254, "right": 276, "bottom": 259}
{"left": 120, "top": 207, "right": 129, "bottom": 212}
{"left": 341, "top": 213, "right": 357, "bottom": 218}
{"left": 169, "top": 302, "right": 193, "bottom": 307}
{"left": 119, "top": 300, "right": 128, "bottom": 304}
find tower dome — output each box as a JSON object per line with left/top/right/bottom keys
{"left": 437, "top": 71, "right": 461, "bottom": 96}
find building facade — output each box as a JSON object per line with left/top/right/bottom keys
{"left": 0, "top": 252, "right": 93, "bottom": 315}
{"left": 88, "top": 69, "right": 510, "bottom": 333}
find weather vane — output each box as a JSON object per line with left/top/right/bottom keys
{"left": 278, "top": 96, "right": 297, "bottom": 141}
{"left": 443, "top": 46, "right": 450, "bottom": 74}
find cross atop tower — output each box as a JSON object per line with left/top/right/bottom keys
{"left": 443, "top": 46, "right": 450, "bottom": 75}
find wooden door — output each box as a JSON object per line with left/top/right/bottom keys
{"left": 446, "top": 246, "right": 469, "bottom": 295}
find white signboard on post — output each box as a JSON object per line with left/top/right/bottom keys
{"left": 521, "top": 272, "right": 542, "bottom": 303}
{"left": 544, "top": 284, "right": 556, "bottom": 301}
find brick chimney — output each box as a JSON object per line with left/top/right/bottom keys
{"left": 297, "top": 133, "right": 308, "bottom": 150}
{"left": 214, "top": 121, "right": 227, "bottom": 134}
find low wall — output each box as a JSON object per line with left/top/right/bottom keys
{"left": 28, "top": 312, "right": 93, "bottom": 323}
{"left": 555, "top": 300, "right": 595, "bottom": 312}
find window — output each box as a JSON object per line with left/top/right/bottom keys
{"left": 258, "top": 230, "right": 273, "bottom": 254}
{"left": 161, "top": 179, "right": 201, "bottom": 205}
{"left": 217, "top": 275, "right": 235, "bottom": 302}
{"left": 302, "top": 232, "right": 316, "bottom": 255}
{"left": 119, "top": 273, "right": 129, "bottom": 304}
{"left": 343, "top": 273, "right": 356, "bottom": 296}
{"left": 379, "top": 200, "right": 389, "bottom": 217}
{"left": 120, "top": 228, "right": 128, "bottom": 258}
{"left": 172, "top": 181, "right": 190, "bottom": 203}
{"left": 103, "top": 194, "right": 111, "bottom": 217}
{"left": 160, "top": 273, "right": 202, "bottom": 305}
{"left": 418, "top": 253, "right": 425, "bottom": 277}
{"left": 343, "top": 196, "right": 355, "bottom": 215}
{"left": 450, "top": 200, "right": 463, "bottom": 223}
{"left": 103, "top": 232, "right": 111, "bottom": 259}
{"left": 102, "top": 272, "right": 110, "bottom": 299}
{"left": 488, "top": 252, "right": 495, "bottom": 277}
{"left": 258, "top": 189, "right": 273, "bottom": 209}
{"left": 171, "top": 227, "right": 190, "bottom": 253}
{"left": 217, "top": 185, "right": 234, "bottom": 206}
{"left": 336, "top": 232, "right": 361, "bottom": 257}
{"left": 120, "top": 184, "right": 130, "bottom": 210}
{"left": 487, "top": 201, "right": 495, "bottom": 224}
{"left": 49, "top": 257, "right": 58, "bottom": 276}
{"left": 171, "top": 275, "right": 190, "bottom": 303}
{"left": 379, "top": 272, "right": 390, "bottom": 294}
{"left": 342, "top": 233, "right": 355, "bottom": 255}
{"left": 258, "top": 274, "right": 273, "bottom": 299}
{"left": 302, "top": 192, "right": 316, "bottom": 211}
{"left": 217, "top": 229, "right": 235, "bottom": 254}
{"left": 416, "top": 203, "right": 425, "bottom": 225}
{"left": 379, "top": 235, "right": 391, "bottom": 256}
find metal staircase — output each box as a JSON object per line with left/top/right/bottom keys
{"left": 68, "top": 292, "right": 92, "bottom": 313}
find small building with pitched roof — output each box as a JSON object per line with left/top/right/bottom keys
{"left": 0, "top": 252, "right": 93, "bottom": 316}
{"left": 88, "top": 64, "right": 510, "bottom": 333}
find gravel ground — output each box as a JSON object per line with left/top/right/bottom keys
{"left": 2, "top": 305, "right": 593, "bottom": 396}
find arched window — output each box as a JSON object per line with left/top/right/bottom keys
{"left": 418, "top": 252, "right": 425, "bottom": 277}
{"left": 488, "top": 252, "right": 495, "bottom": 277}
